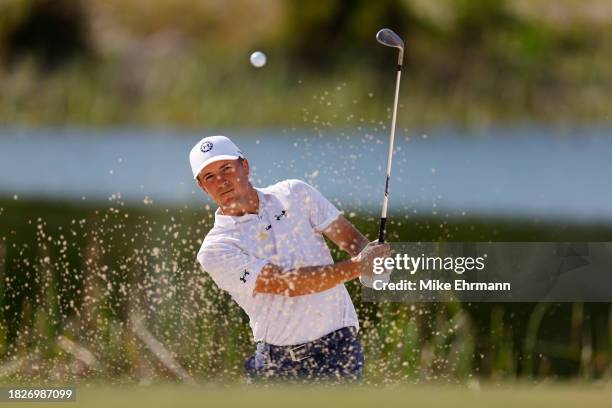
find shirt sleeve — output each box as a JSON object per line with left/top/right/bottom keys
{"left": 197, "top": 241, "right": 268, "bottom": 298}
{"left": 288, "top": 179, "right": 342, "bottom": 233}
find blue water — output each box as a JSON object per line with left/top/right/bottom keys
{"left": 1, "top": 126, "right": 611, "bottom": 222}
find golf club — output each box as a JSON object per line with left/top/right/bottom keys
{"left": 376, "top": 28, "right": 404, "bottom": 243}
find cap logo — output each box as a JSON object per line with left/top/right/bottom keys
{"left": 200, "top": 141, "right": 213, "bottom": 153}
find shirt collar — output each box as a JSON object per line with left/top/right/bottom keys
{"left": 213, "top": 187, "right": 267, "bottom": 228}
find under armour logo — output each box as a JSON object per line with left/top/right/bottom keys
{"left": 240, "top": 270, "right": 250, "bottom": 283}
{"left": 260, "top": 210, "right": 286, "bottom": 233}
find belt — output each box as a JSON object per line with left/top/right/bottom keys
{"left": 260, "top": 326, "right": 358, "bottom": 363}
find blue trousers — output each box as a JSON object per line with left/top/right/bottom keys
{"left": 245, "top": 327, "right": 364, "bottom": 383}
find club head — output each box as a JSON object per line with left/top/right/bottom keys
{"left": 376, "top": 28, "right": 404, "bottom": 50}
{"left": 376, "top": 28, "right": 404, "bottom": 65}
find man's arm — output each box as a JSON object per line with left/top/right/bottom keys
{"left": 321, "top": 214, "right": 370, "bottom": 257}
{"left": 253, "top": 240, "right": 390, "bottom": 297}
{"left": 254, "top": 260, "right": 360, "bottom": 297}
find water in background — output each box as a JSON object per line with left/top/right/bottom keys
{"left": 1, "top": 126, "right": 611, "bottom": 222}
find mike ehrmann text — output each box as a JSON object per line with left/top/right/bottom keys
{"left": 372, "top": 279, "right": 511, "bottom": 291}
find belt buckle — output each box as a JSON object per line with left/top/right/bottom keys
{"left": 289, "top": 344, "right": 309, "bottom": 362}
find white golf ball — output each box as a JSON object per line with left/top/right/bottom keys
{"left": 250, "top": 51, "right": 266, "bottom": 68}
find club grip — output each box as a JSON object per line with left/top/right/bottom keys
{"left": 378, "top": 217, "right": 387, "bottom": 243}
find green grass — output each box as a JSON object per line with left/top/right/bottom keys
{"left": 1, "top": 197, "right": 611, "bottom": 383}
{"left": 2, "top": 52, "right": 612, "bottom": 128}
{"left": 3, "top": 383, "right": 612, "bottom": 408}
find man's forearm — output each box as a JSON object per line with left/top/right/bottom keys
{"left": 254, "top": 259, "right": 362, "bottom": 297}
{"left": 322, "top": 215, "right": 370, "bottom": 257}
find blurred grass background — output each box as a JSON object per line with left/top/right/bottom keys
{"left": 1, "top": 197, "right": 611, "bottom": 383}
{"left": 0, "top": 0, "right": 611, "bottom": 127}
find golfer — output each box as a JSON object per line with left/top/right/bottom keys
{"left": 189, "top": 135, "right": 390, "bottom": 382}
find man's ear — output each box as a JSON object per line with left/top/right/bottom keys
{"left": 242, "top": 158, "right": 250, "bottom": 176}
{"left": 196, "top": 176, "right": 209, "bottom": 194}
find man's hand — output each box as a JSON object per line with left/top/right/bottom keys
{"left": 352, "top": 240, "right": 391, "bottom": 278}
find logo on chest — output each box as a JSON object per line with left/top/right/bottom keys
{"left": 259, "top": 210, "right": 287, "bottom": 240}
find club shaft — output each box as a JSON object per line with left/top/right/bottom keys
{"left": 378, "top": 67, "right": 402, "bottom": 243}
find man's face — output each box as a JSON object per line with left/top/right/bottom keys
{"left": 197, "top": 159, "right": 250, "bottom": 208}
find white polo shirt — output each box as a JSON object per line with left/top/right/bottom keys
{"left": 197, "top": 179, "right": 359, "bottom": 346}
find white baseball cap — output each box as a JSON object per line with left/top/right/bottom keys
{"left": 189, "top": 135, "right": 245, "bottom": 179}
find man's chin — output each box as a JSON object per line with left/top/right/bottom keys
{"left": 221, "top": 195, "right": 237, "bottom": 207}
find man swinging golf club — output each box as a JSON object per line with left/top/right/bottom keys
{"left": 190, "top": 28, "right": 402, "bottom": 382}
{"left": 190, "top": 135, "right": 389, "bottom": 382}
